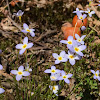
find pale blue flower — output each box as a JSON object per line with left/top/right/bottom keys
{"left": 91, "top": 70, "right": 100, "bottom": 81}
{"left": 25, "top": 63, "right": 32, "bottom": 72}
{"left": 76, "top": 11, "right": 87, "bottom": 20}
{"left": 65, "top": 50, "right": 81, "bottom": 65}
{"left": 52, "top": 51, "right": 68, "bottom": 64}
{"left": 11, "top": 65, "right": 30, "bottom": 81}
{"left": 75, "top": 34, "right": 86, "bottom": 45}
{"left": 73, "top": 8, "right": 84, "bottom": 13}
{"left": 16, "top": 37, "right": 33, "bottom": 55}
{"left": 60, "top": 36, "right": 74, "bottom": 49}
{"left": 0, "top": 88, "right": 5, "bottom": 94}
{"left": 21, "top": 23, "right": 35, "bottom": 37}
{"left": 44, "top": 66, "right": 60, "bottom": 74}
{"left": 14, "top": 10, "right": 24, "bottom": 17}
{"left": 58, "top": 70, "right": 73, "bottom": 84}
{"left": 50, "top": 73, "right": 61, "bottom": 81}
{"left": 0, "top": 64, "right": 3, "bottom": 70}
{"left": 85, "top": 8, "right": 95, "bottom": 17}
{"left": 49, "top": 85, "right": 61, "bottom": 96}
{"left": 69, "top": 41, "right": 86, "bottom": 56}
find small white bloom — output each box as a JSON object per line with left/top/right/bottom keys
{"left": 60, "top": 36, "right": 74, "bottom": 49}
{"left": 81, "top": 26, "right": 86, "bottom": 31}
{"left": 50, "top": 73, "right": 61, "bottom": 81}
{"left": 77, "top": 11, "right": 87, "bottom": 20}
{"left": 75, "top": 34, "right": 86, "bottom": 45}
{"left": 16, "top": 37, "right": 33, "bottom": 55}
{"left": 21, "top": 23, "right": 35, "bottom": 37}
{"left": 52, "top": 51, "right": 68, "bottom": 64}
{"left": 14, "top": 10, "right": 24, "bottom": 20}
{"left": 69, "top": 41, "right": 86, "bottom": 56}
{"left": 25, "top": 63, "right": 32, "bottom": 72}
{"left": 11, "top": 65, "right": 30, "bottom": 81}
{"left": 91, "top": 70, "right": 100, "bottom": 81}
{"left": 85, "top": 8, "right": 95, "bottom": 17}
{"left": 49, "top": 85, "right": 61, "bottom": 96}
{"left": 73, "top": 8, "right": 84, "bottom": 13}
{"left": 44, "top": 66, "right": 61, "bottom": 74}
{"left": 65, "top": 50, "right": 81, "bottom": 65}
{"left": 58, "top": 70, "right": 73, "bottom": 84}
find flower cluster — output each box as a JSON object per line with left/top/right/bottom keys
{"left": 44, "top": 66, "right": 72, "bottom": 95}
{"left": 73, "top": 8, "right": 95, "bottom": 30}
{"left": 60, "top": 34, "right": 86, "bottom": 65}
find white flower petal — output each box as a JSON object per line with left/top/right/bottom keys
{"left": 60, "top": 40, "right": 67, "bottom": 44}
{"left": 26, "top": 43, "right": 33, "bottom": 49}
{"left": 19, "top": 49, "right": 26, "bottom": 55}
{"left": 55, "top": 60, "right": 60, "bottom": 64}
{"left": 23, "top": 71, "right": 30, "bottom": 76}
{"left": 18, "top": 66, "right": 24, "bottom": 71}
{"left": 75, "top": 34, "right": 80, "bottom": 39}
{"left": 23, "top": 23, "right": 29, "bottom": 29}
{"left": 79, "top": 45, "right": 86, "bottom": 51}
{"left": 16, "top": 44, "right": 23, "bottom": 49}
{"left": 68, "top": 36, "right": 73, "bottom": 41}
{"left": 30, "top": 32, "right": 35, "bottom": 37}
{"left": 21, "top": 30, "right": 28, "bottom": 33}
{"left": 52, "top": 53, "right": 59, "bottom": 59}
{"left": 91, "top": 70, "right": 95, "bottom": 74}
{"left": 11, "top": 70, "right": 18, "bottom": 75}
{"left": 64, "top": 78, "right": 70, "bottom": 84}
{"left": 60, "top": 51, "right": 66, "bottom": 57}
{"left": 0, "top": 88, "right": 5, "bottom": 94}
{"left": 69, "top": 59, "right": 75, "bottom": 65}
{"left": 23, "top": 37, "right": 28, "bottom": 44}
{"left": 51, "top": 66, "right": 56, "bottom": 70}
{"left": 81, "top": 35, "right": 86, "bottom": 40}
{"left": 0, "top": 64, "right": 3, "bottom": 70}
{"left": 16, "top": 75, "right": 22, "bottom": 81}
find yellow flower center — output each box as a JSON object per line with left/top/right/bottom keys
{"left": 69, "top": 55, "right": 74, "bottom": 59}
{"left": 51, "top": 76, "right": 56, "bottom": 79}
{"left": 58, "top": 56, "right": 62, "bottom": 61}
{"left": 78, "top": 39, "right": 81, "bottom": 42}
{"left": 22, "top": 44, "right": 27, "bottom": 49}
{"left": 79, "top": 16, "right": 83, "bottom": 20}
{"left": 74, "top": 47, "right": 79, "bottom": 52}
{"left": 88, "top": 11, "right": 91, "bottom": 14}
{"left": 18, "top": 71, "right": 23, "bottom": 75}
{"left": 63, "top": 75, "right": 67, "bottom": 79}
{"left": 51, "top": 69, "right": 55, "bottom": 73}
{"left": 95, "top": 73, "right": 98, "bottom": 77}
{"left": 68, "top": 41, "right": 72, "bottom": 44}
{"left": 52, "top": 86, "right": 56, "bottom": 90}
{"left": 27, "top": 29, "right": 30, "bottom": 32}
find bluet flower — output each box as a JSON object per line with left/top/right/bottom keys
{"left": 91, "top": 70, "right": 100, "bottom": 81}
{"left": 44, "top": 66, "right": 60, "bottom": 74}
{"left": 0, "top": 88, "right": 5, "bottom": 94}
{"left": 85, "top": 8, "right": 95, "bottom": 17}
{"left": 75, "top": 34, "right": 86, "bottom": 45}
{"left": 21, "top": 23, "right": 35, "bottom": 37}
{"left": 60, "top": 36, "right": 74, "bottom": 49}
{"left": 11, "top": 65, "right": 30, "bottom": 81}
{"left": 52, "top": 51, "right": 68, "bottom": 64}
{"left": 98, "top": 1, "right": 100, "bottom": 6}
{"left": 76, "top": 11, "right": 87, "bottom": 20}
{"left": 58, "top": 70, "right": 73, "bottom": 84}
{"left": 25, "top": 63, "right": 32, "bottom": 72}
{"left": 69, "top": 41, "right": 86, "bottom": 56}
{"left": 0, "top": 64, "right": 3, "bottom": 70}
{"left": 73, "top": 8, "right": 84, "bottom": 13}
{"left": 49, "top": 85, "right": 61, "bottom": 96}
{"left": 50, "top": 73, "right": 61, "bottom": 81}
{"left": 65, "top": 50, "right": 80, "bottom": 65}
{"left": 14, "top": 10, "right": 24, "bottom": 21}
{"left": 16, "top": 37, "right": 33, "bottom": 55}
